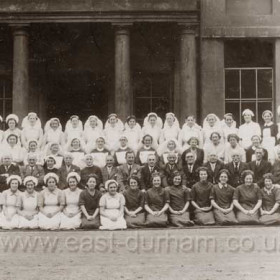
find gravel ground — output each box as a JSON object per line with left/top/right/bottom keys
{"left": 0, "top": 226, "right": 280, "bottom": 280}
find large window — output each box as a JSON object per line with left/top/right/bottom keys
{"left": 0, "top": 77, "right": 12, "bottom": 125}
{"left": 225, "top": 67, "right": 273, "bottom": 125}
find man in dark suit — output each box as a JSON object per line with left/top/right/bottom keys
{"left": 246, "top": 135, "right": 268, "bottom": 162}
{"left": 225, "top": 152, "right": 248, "bottom": 187}
{"left": 162, "top": 152, "right": 185, "bottom": 188}
{"left": 117, "top": 151, "right": 141, "bottom": 192}
{"left": 58, "top": 153, "right": 80, "bottom": 189}
{"left": 181, "top": 137, "right": 204, "bottom": 166}
{"left": 0, "top": 154, "right": 21, "bottom": 192}
{"left": 140, "top": 153, "right": 161, "bottom": 191}
{"left": 182, "top": 152, "right": 201, "bottom": 189}
{"left": 101, "top": 155, "right": 118, "bottom": 184}
{"left": 20, "top": 153, "right": 45, "bottom": 191}
{"left": 203, "top": 151, "right": 224, "bottom": 184}
{"left": 248, "top": 147, "right": 272, "bottom": 187}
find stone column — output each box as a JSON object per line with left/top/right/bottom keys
{"left": 178, "top": 23, "right": 197, "bottom": 123}
{"left": 113, "top": 23, "right": 132, "bottom": 121}
{"left": 11, "top": 24, "right": 29, "bottom": 121}
{"left": 274, "top": 39, "right": 280, "bottom": 122}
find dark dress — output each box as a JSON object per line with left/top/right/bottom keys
{"left": 80, "top": 165, "right": 103, "bottom": 189}
{"left": 123, "top": 188, "right": 145, "bottom": 228}
{"left": 210, "top": 184, "right": 238, "bottom": 225}
{"left": 191, "top": 181, "right": 215, "bottom": 225}
{"left": 145, "top": 187, "right": 170, "bottom": 227}
{"left": 233, "top": 184, "right": 262, "bottom": 224}
{"left": 259, "top": 187, "right": 280, "bottom": 225}
{"left": 79, "top": 189, "right": 102, "bottom": 229}
{"left": 166, "top": 185, "right": 193, "bottom": 227}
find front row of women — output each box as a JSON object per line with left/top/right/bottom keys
{"left": 0, "top": 168, "right": 280, "bottom": 230}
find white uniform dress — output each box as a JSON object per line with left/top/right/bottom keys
{"left": 3, "top": 128, "right": 22, "bottom": 146}
{"left": 123, "top": 126, "right": 142, "bottom": 153}
{"left": 83, "top": 127, "right": 104, "bottom": 153}
{"left": 178, "top": 125, "right": 203, "bottom": 150}
{"left": 142, "top": 125, "right": 161, "bottom": 148}
{"left": 99, "top": 192, "right": 127, "bottom": 230}
{"left": 238, "top": 121, "right": 261, "bottom": 149}
{"left": 60, "top": 188, "right": 82, "bottom": 229}
{"left": 0, "top": 189, "right": 20, "bottom": 229}
{"left": 104, "top": 126, "right": 122, "bottom": 151}
{"left": 17, "top": 191, "right": 39, "bottom": 229}
{"left": 22, "top": 126, "right": 43, "bottom": 146}
{"left": 159, "top": 125, "right": 180, "bottom": 143}
{"left": 38, "top": 187, "right": 64, "bottom": 230}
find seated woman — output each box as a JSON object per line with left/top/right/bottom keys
{"left": 89, "top": 137, "right": 110, "bottom": 168}
{"left": 123, "top": 176, "right": 145, "bottom": 228}
{"left": 38, "top": 173, "right": 64, "bottom": 230}
{"left": 167, "top": 172, "right": 194, "bottom": 227}
{"left": 135, "top": 134, "right": 157, "bottom": 165}
{"left": 210, "top": 169, "right": 238, "bottom": 225}
{"left": 43, "top": 155, "right": 59, "bottom": 175}
{"left": 113, "top": 135, "right": 132, "bottom": 166}
{"left": 259, "top": 173, "right": 280, "bottom": 225}
{"left": 44, "top": 142, "right": 64, "bottom": 168}
{"left": 144, "top": 172, "right": 169, "bottom": 227}
{"left": 233, "top": 170, "right": 262, "bottom": 224}
{"left": 3, "top": 114, "right": 22, "bottom": 146}
{"left": 4, "top": 134, "right": 25, "bottom": 165}
{"left": 191, "top": 167, "right": 215, "bottom": 225}
{"left": 79, "top": 174, "right": 102, "bottom": 229}
{"left": 17, "top": 176, "right": 39, "bottom": 229}
{"left": 99, "top": 180, "right": 127, "bottom": 230}
{"left": 60, "top": 172, "right": 82, "bottom": 230}
{"left": 0, "top": 175, "right": 21, "bottom": 229}
{"left": 203, "top": 132, "right": 225, "bottom": 163}
{"left": 224, "top": 134, "right": 246, "bottom": 164}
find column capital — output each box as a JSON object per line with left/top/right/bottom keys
{"left": 10, "top": 23, "right": 29, "bottom": 36}
{"left": 178, "top": 22, "right": 198, "bottom": 36}
{"left": 112, "top": 22, "right": 133, "bottom": 34}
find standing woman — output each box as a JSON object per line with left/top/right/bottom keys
{"left": 203, "top": 132, "right": 225, "bottom": 163}
{"left": 135, "top": 134, "right": 157, "bottom": 165}
{"left": 3, "top": 114, "right": 21, "bottom": 146}
{"left": 261, "top": 110, "right": 278, "bottom": 162}
{"left": 99, "top": 180, "right": 127, "bottom": 230}
{"left": 4, "top": 134, "right": 25, "bottom": 165}
{"left": 21, "top": 112, "right": 43, "bottom": 150}
{"left": 79, "top": 174, "right": 102, "bottom": 229}
{"left": 210, "top": 169, "right": 238, "bottom": 225}
{"left": 191, "top": 167, "right": 215, "bottom": 225}
{"left": 142, "top": 113, "right": 162, "bottom": 148}
{"left": 167, "top": 172, "right": 194, "bottom": 227}
{"left": 0, "top": 175, "right": 21, "bottom": 229}
{"left": 159, "top": 112, "right": 181, "bottom": 143}
{"left": 43, "top": 118, "right": 65, "bottom": 150}
{"left": 17, "top": 176, "right": 39, "bottom": 229}
{"left": 238, "top": 109, "right": 261, "bottom": 150}
{"left": 144, "top": 172, "right": 170, "bottom": 227}
{"left": 38, "top": 173, "right": 64, "bottom": 230}
{"left": 123, "top": 176, "right": 145, "bottom": 228}
{"left": 259, "top": 173, "right": 280, "bottom": 225}
{"left": 67, "top": 138, "right": 85, "bottom": 168}
{"left": 221, "top": 113, "right": 238, "bottom": 142}
{"left": 64, "top": 115, "right": 83, "bottom": 145}
{"left": 23, "top": 139, "right": 44, "bottom": 166}
{"left": 224, "top": 134, "right": 246, "bottom": 164}
{"left": 90, "top": 137, "right": 110, "bottom": 168}
{"left": 233, "top": 170, "right": 262, "bottom": 224}
{"left": 60, "top": 172, "right": 82, "bottom": 229}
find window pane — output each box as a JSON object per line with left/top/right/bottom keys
{"left": 241, "top": 102, "right": 257, "bottom": 122}
{"left": 151, "top": 97, "right": 170, "bottom": 119}
{"left": 4, "top": 80, "right": 12, "bottom": 98}
{"left": 151, "top": 75, "right": 170, "bottom": 97}
{"left": 241, "top": 70, "right": 256, "bottom": 98}
{"left": 225, "top": 70, "right": 240, "bottom": 99}
{"left": 5, "top": 100, "right": 12, "bottom": 117}
{"left": 225, "top": 101, "right": 240, "bottom": 126}
{"left": 257, "top": 69, "right": 272, "bottom": 98}
{"left": 135, "top": 98, "right": 151, "bottom": 121}
{"left": 133, "top": 76, "right": 152, "bottom": 98}
{"left": 258, "top": 102, "right": 272, "bottom": 124}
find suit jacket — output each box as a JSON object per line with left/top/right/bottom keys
{"left": 203, "top": 160, "right": 224, "bottom": 184}
{"left": 182, "top": 148, "right": 204, "bottom": 167}
{"left": 81, "top": 165, "right": 102, "bottom": 188}
{"left": 161, "top": 163, "right": 185, "bottom": 188}
{"left": 140, "top": 164, "right": 162, "bottom": 190}
{"left": 225, "top": 161, "right": 248, "bottom": 188}
{"left": 182, "top": 161, "right": 201, "bottom": 189}
{"left": 248, "top": 160, "right": 272, "bottom": 187}
{"left": 117, "top": 163, "right": 141, "bottom": 191}
{"left": 0, "top": 164, "right": 21, "bottom": 192}
{"left": 58, "top": 164, "right": 81, "bottom": 189}
{"left": 101, "top": 166, "right": 119, "bottom": 184}
{"left": 20, "top": 164, "right": 45, "bottom": 187}
{"left": 246, "top": 146, "right": 268, "bottom": 162}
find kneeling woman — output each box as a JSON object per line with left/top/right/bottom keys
{"left": 259, "top": 173, "right": 280, "bottom": 225}
{"left": 79, "top": 175, "right": 102, "bottom": 229}
{"left": 167, "top": 172, "right": 194, "bottom": 227}
{"left": 191, "top": 167, "right": 215, "bottom": 225}
{"left": 210, "top": 169, "right": 238, "bottom": 225}
{"left": 233, "top": 170, "right": 262, "bottom": 224}
{"left": 99, "top": 180, "right": 127, "bottom": 230}
{"left": 38, "top": 173, "right": 64, "bottom": 230}
{"left": 144, "top": 173, "right": 170, "bottom": 227}
{"left": 17, "top": 176, "right": 39, "bottom": 229}
{"left": 60, "top": 172, "right": 82, "bottom": 229}
{"left": 0, "top": 175, "right": 21, "bottom": 229}
{"left": 123, "top": 176, "right": 145, "bottom": 228}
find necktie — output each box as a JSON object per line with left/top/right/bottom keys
{"left": 128, "top": 165, "right": 132, "bottom": 175}
{"left": 189, "top": 165, "right": 192, "bottom": 172}
{"left": 31, "top": 166, "right": 34, "bottom": 174}
{"left": 234, "top": 163, "right": 238, "bottom": 172}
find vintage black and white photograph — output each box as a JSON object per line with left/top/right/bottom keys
{"left": 0, "top": 0, "right": 280, "bottom": 279}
